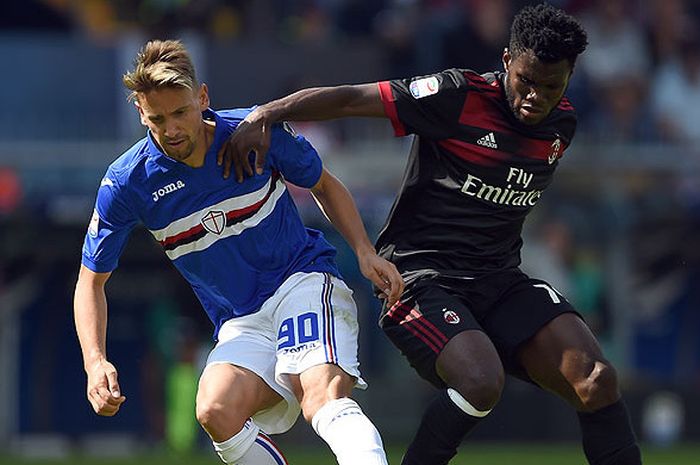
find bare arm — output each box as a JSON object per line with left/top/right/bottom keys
{"left": 218, "top": 84, "right": 385, "bottom": 181}
{"left": 74, "top": 265, "right": 126, "bottom": 416}
{"left": 310, "top": 168, "right": 404, "bottom": 305}
{"left": 259, "top": 84, "right": 385, "bottom": 121}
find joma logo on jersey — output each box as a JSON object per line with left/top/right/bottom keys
{"left": 152, "top": 180, "right": 185, "bottom": 202}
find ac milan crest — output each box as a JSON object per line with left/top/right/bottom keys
{"left": 442, "top": 308, "right": 460, "bottom": 324}
{"left": 548, "top": 137, "right": 562, "bottom": 164}
{"left": 201, "top": 210, "right": 226, "bottom": 235}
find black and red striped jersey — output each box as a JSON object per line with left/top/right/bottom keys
{"left": 375, "top": 69, "right": 577, "bottom": 277}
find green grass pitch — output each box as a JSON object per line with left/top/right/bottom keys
{"left": 1, "top": 443, "right": 699, "bottom": 465}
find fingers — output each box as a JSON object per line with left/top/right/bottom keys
{"left": 373, "top": 262, "right": 404, "bottom": 306}
{"left": 88, "top": 385, "right": 126, "bottom": 417}
{"left": 106, "top": 370, "right": 121, "bottom": 398}
{"left": 381, "top": 268, "right": 405, "bottom": 306}
{"left": 86, "top": 361, "right": 126, "bottom": 417}
{"left": 255, "top": 151, "right": 265, "bottom": 176}
{"left": 217, "top": 142, "right": 225, "bottom": 167}
{"left": 254, "top": 123, "right": 269, "bottom": 175}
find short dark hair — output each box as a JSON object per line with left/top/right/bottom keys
{"left": 509, "top": 3, "right": 588, "bottom": 67}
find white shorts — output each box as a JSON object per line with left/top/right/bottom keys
{"left": 203, "top": 271, "right": 367, "bottom": 434}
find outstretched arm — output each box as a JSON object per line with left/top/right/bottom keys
{"left": 74, "top": 265, "right": 126, "bottom": 416}
{"left": 219, "top": 83, "right": 384, "bottom": 181}
{"left": 310, "top": 168, "right": 404, "bottom": 305}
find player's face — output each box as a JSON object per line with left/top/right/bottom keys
{"left": 502, "top": 49, "right": 572, "bottom": 125}
{"left": 136, "top": 85, "right": 209, "bottom": 162}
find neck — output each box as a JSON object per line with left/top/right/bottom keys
{"left": 183, "top": 119, "right": 216, "bottom": 168}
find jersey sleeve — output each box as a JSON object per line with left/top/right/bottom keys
{"left": 378, "top": 68, "right": 470, "bottom": 140}
{"left": 81, "top": 171, "right": 139, "bottom": 273}
{"left": 267, "top": 122, "right": 323, "bottom": 188}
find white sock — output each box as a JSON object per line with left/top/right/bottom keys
{"left": 213, "top": 419, "right": 288, "bottom": 464}
{"left": 311, "top": 397, "right": 388, "bottom": 465}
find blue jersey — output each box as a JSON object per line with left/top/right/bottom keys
{"left": 82, "top": 108, "right": 340, "bottom": 339}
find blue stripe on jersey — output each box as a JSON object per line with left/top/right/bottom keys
{"left": 82, "top": 108, "right": 341, "bottom": 339}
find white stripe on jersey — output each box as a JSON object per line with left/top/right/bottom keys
{"left": 150, "top": 176, "right": 287, "bottom": 260}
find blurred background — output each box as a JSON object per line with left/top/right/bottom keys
{"left": 1, "top": 0, "right": 699, "bottom": 463}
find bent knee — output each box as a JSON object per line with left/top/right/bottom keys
{"left": 446, "top": 365, "right": 505, "bottom": 411}
{"left": 196, "top": 399, "right": 247, "bottom": 439}
{"left": 573, "top": 361, "right": 620, "bottom": 412}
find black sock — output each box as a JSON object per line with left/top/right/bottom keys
{"left": 401, "top": 390, "right": 484, "bottom": 465}
{"left": 578, "top": 399, "right": 642, "bottom": 465}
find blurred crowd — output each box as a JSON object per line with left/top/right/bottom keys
{"left": 5, "top": 0, "right": 700, "bottom": 145}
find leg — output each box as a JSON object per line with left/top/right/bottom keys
{"left": 381, "top": 280, "right": 504, "bottom": 465}
{"left": 289, "top": 364, "right": 388, "bottom": 465}
{"left": 271, "top": 272, "right": 389, "bottom": 465}
{"left": 518, "top": 313, "right": 642, "bottom": 465}
{"left": 196, "top": 364, "right": 288, "bottom": 464}
{"left": 400, "top": 330, "right": 504, "bottom": 465}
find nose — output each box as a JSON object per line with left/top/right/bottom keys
{"left": 164, "top": 121, "right": 179, "bottom": 138}
{"left": 526, "top": 87, "right": 539, "bottom": 102}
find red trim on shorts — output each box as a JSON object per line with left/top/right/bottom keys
{"left": 388, "top": 302, "right": 448, "bottom": 353}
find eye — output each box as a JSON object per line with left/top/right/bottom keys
{"left": 519, "top": 75, "right": 534, "bottom": 86}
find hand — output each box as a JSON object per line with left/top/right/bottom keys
{"left": 217, "top": 108, "right": 273, "bottom": 182}
{"left": 357, "top": 250, "right": 405, "bottom": 307}
{"left": 85, "top": 359, "right": 126, "bottom": 416}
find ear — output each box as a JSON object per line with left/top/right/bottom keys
{"left": 198, "top": 84, "right": 210, "bottom": 111}
{"left": 502, "top": 48, "right": 511, "bottom": 72}
{"left": 134, "top": 101, "right": 148, "bottom": 127}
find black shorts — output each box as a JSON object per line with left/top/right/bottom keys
{"left": 379, "top": 268, "right": 581, "bottom": 388}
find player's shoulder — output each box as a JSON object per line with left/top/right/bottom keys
{"left": 215, "top": 107, "right": 256, "bottom": 130}
{"left": 105, "top": 137, "right": 150, "bottom": 185}
{"left": 549, "top": 96, "right": 578, "bottom": 125}
{"left": 541, "top": 96, "right": 578, "bottom": 141}
{"left": 463, "top": 70, "right": 502, "bottom": 94}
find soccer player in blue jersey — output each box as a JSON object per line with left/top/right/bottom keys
{"left": 219, "top": 4, "right": 643, "bottom": 465}
{"left": 73, "top": 39, "right": 403, "bottom": 465}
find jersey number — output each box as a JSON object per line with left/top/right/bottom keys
{"left": 278, "top": 312, "right": 320, "bottom": 349}
{"left": 534, "top": 283, "right": 561, "bottom": 304}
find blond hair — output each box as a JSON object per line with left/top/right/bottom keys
{"left": 122, "top": 39, "right": 197, "bottom": 101}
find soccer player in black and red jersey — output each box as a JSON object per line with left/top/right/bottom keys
{"left": 218, "top": 3, "right": 642, "bottom": 465}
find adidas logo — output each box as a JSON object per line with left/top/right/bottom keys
{"left": 476, "top": 132, "right": 498, "bottom": 149}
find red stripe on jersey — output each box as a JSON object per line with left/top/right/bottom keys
{"left": 463, "top": 71, "right": 490, "bottom": 86}
{"left": 438, "top": 138, "right": 510, "bottom": 166}
{"left": 469, "top": 80, "right": 500, "bottom": 94}
{"left": 558, "top": 97, "right": 574, "bottom": 111}
{"left": 520, "top": 136, "right": 569, "bottom": 162}
{"left": 378, "top": 81, "right": 407, "bottom": 137}
{"left": 160, "top": 173, "right": 281, "bottom": 247}
{"left": 224, "top": 182, "right": 275, "bottom": 222}
{"left": 458, "top": 92, "right": 513, "bottom": 134}
{"left": 160, "top": 223, "right": 204, "bottom": 248}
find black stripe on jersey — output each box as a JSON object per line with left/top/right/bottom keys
{"left": 163, "top": 227, "right": 208, "bottom": 251}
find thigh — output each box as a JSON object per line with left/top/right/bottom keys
{"left": 517, "top": 312, "right": 615, "bottom": 409}
{"left": 289, "top": 364, "right": 356, "bottom": 420}
{"left": 379, "top": 278, "right": 487, "bottom": 388}
{"left": 482, "top": 275, "right": 580, "bottom": 380}
{"left": 273, "top": 272, "right": 367, "bottom": 390}
{"left": 198, "top": 363, "right": 282, "bottom": 417}
{"left": 206, "top": 311, "right": 301, "bottom": 434}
